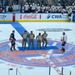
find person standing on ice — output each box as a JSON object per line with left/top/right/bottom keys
{"left": 42, "top": 31, "right": 48, "bottom": 48}
{"left": 36, "top": 33, "right": 42, "bottom": 49}
{"left": 61, "top": 32, "right": 67, "bottom": 52}
{"left": 9, "top": 30, "right": 16, "bottom": 51}
{"left": 22, "top": 30, "right": 28, "bottom": 48}
{"left": 28, "top": 31, "right": 35, "bottom": 49}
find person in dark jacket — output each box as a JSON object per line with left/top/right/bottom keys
{"left": 8, "top": 5, "right": 13, "bottom": 12}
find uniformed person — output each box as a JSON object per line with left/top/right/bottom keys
{"left": 36, "top": 33, "right": 42, "bottom": 49}
{"left": 22, "top": 30, "right": 28, "bottom": 48}
{"left": 61, "top": 32, "right": 67, "bottom": 52}
{"left": 28, "top": 31, "right": 35, "bottom": 49}
{"left": 42, "top": 31, "right": 48, "bottom": 48}
{"left": 9, "top": 30, "right": 16, "bottom": 51}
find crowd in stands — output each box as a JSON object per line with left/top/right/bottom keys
{"left": 21, "top": 2, "right": 74, "bottom": 14}
{"left": 0, "top": 2, "right": 75, "bottom": 14}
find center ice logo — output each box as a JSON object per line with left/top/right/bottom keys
{"left": 0, "top": 40, "right": 75, "bottom": 67}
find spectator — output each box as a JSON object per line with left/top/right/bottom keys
{"left": 8, "top": 5, "right": 13, "bottom": 12}
{"left": 24, "top": 3, "right": 29, "bottom": 13}
{"left": 36, "top": 4, "right": 41, "bottom": 13}
{"left": 31, "top": 3, "right": 36, "bottom": 13}
{"left": 0, "top": 7, "right": 2, "bottom": 13}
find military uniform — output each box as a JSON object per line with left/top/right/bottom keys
{"left": 22, "top": 31, "right": 28, "bottom": 48}
{"left": 28, "top": 31, "right": 35, "bottom": 49}
{"left": 36, "top": 33, "right": 42, "bottom": 49}
{"left": 42, "top": 31, "right": 48, "bottom": 47}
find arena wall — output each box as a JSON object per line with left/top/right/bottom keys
{"left": 0, "top": 13, "right": 69, "bottom": 22}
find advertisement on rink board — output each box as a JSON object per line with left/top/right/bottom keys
{"left": 41, "top": 13, "right": 68, "bottom": 20}
{"left": 16, "top": 13, "right": 68, "bottom": 20}
{"left": 0, "top": 13, "right": 12, "bottom": 21}
{"left": 0, "top": 14, "right": 5, "bottom": 20}
{"left": 0, "top": 13, "right": 69, "bottom": 22}
{"left": 16, "top": 14, "right": 40, "bottom": 20}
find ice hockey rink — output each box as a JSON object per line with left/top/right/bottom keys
{"left": 0, "top": 22, "right": 75, "bottom": 75}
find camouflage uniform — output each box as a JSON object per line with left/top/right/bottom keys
{"left": 36, "top": 33, "right": 42, "bottom": 49}
{"left": 28, "top": 31, "right": 35, "bottom": 49}
{"left": 42, "top": 31, "right": 48, "bottom": 47}
{"left": 22, "top": 31, "right": 28, "bottom": 48}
